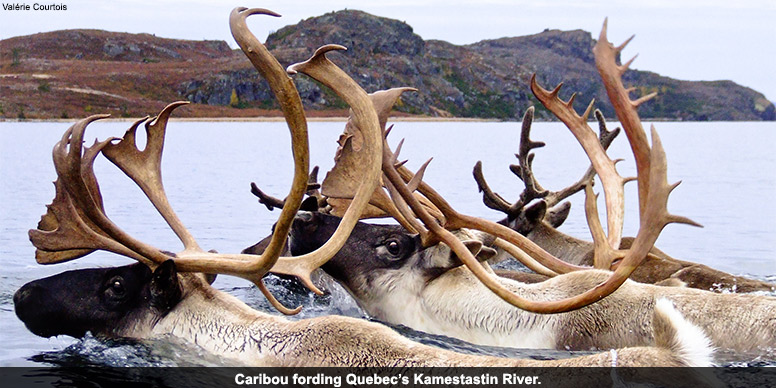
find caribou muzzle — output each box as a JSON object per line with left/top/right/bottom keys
{"left": 14, "top": 262, "right": 183, "bottom": 339}
{"left": 15, "top": 263, "right": 153, "bottom": 338}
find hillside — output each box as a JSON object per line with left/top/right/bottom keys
{"left": 1, "top": 11, "right": 773, "bottom": 120}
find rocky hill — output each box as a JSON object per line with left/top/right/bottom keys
{"left": 1, "top": 10, "right": 773, "bottom": 120}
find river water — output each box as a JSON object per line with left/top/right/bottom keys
{"left": 1, "top": 119, "right": 774, "bottom": 370}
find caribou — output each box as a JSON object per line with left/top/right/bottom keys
{"left": 13, "top": 7, "right": 713, "bottom": 369}
{"left": 14, "top": 257, "right": 714, "bottom": 368}
{"left": 287, "top": 210, "right": 774, "bottom": 355}
{"left": 472, "top": 96, "right": 775, "bottom": 293}
{"left": 248, "top": 20, "right": 775, "bottom": 356}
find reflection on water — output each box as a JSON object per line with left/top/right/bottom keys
{"left": 1, "top": 120, "right": 774, "bottom": 370}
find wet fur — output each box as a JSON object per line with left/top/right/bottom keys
{"left": 287, "top": 213, "right": 771, "bottom": 356}
{"left": 14, "top": 262, "right": 708, "bottom": 367}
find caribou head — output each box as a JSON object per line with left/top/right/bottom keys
{"left": 287, "top": 211, "right": 495, "bottom": 315}
{"left": 15, "top": 260, "right": 187, "bottom": 339}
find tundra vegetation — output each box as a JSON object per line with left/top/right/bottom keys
{"left": 12, "top": 5, "right": 771, "bottom": 379}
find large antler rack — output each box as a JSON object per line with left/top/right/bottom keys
{"left": 312, "top": 87, "right": 582, "bottom": 277}
{"left": 529, "top": 75, "right": 629, "bottom": 258}
{"left": 28, "top": 7, "right": 384, "bottom": 315}
{"left": 375, "top": 21, "right": 700, "bottom": 314}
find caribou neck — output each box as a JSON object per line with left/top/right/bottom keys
{"left": 150, "top": 275, "right": 287, "bottom": 366}
{"left": 140, "top": 275, "right": 542, "bottom": 366}
{"left": 419, "top": 268, "right": 559, "bottom": 348}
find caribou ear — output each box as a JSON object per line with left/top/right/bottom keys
{"left": 149, "top": 260, "right": 183, "bottom": 314}
{"left": 476, "top": 246, "right": 497, "bottom": 262}
{"left": 524, "top": 200, "right": 547, "bottom": 223}
{"left": 512, "top": 200, "right": 548, "bottom": 235}
{"left": 300, "top": 196, "right": 320, "bottom": 212}
{"left": 546, "top": 201, "right": 571, "bottom": 228}
{"left": 462, "top": 240, "right": 483, "bottom": 257}
{"left": 423, "top": 239, "right": 489, "bottom": 279}
{"left": 448, "top": 240, "right": 488, "bottom": 265}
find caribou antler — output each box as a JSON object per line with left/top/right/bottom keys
{"left": 473, "top": 107, "right": 546, "bottom": 218}
{"left": 473, "top": 107, "right": 620, "bottom": 221}
{"left": 250, "top": 166, "right": 322, "bottom": 211}
{"left": 545, "top": 109, "right": 621, "bottom": 208}
{"left": 376, "top": 21, "right": 699, "bottom": 314}
{"left": 593, "top": 18, "right": 654, "bottom": 217}
{"left": 529, "top": 75, "right": 628, "bottom": 255}
{"left": 267, "top": 44, "right": 383, "bottom": 293}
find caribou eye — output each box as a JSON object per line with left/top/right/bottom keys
{"left": 107, "top": 277, "right": 125, "bottom": 296}
{"left": 385, "top": 239, "right": 402, "bottom": 257}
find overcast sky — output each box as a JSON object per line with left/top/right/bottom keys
{"left": 2, "top": 0, "right": 774, "bottom": 102}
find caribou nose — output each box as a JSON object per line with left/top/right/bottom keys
{"left": 13, "top": 282, "right": 45, "bottom": 321}
{"left": 14, "top": 283, "right": 36, "bottom": 306}
{"left": 291, "top": 211, "right": 319, "bottom": 237}
{"left": 296, "top": 211, "right": 314, "bottom": 222}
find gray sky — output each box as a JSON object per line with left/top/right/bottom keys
{"left": 2, "top": 0, "right": 774, "bottom": 102}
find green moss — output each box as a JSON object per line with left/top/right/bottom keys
{"left": 37, "top": 81, "right": 50, "bottom": 92}
{"left": 442, "top": 72, "right": 517, "bottom": 119}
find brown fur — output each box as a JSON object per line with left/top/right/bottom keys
{"left": 157, "top": 273, "right": 705, "bottom": 368}
{"left": 527, "top": 221, "right": 775, "bottom": 293}
{"left": 544, "top": 271, "right": 775, "bottom": 353}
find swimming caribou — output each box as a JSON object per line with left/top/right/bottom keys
{"left": 250, "top": 20, "right": 775, "bottom": 356}
{"left": 472, "top": 92, "right": 775, "bottom": 293}
{"left": 13, "top": 7, "right": 712, "bottom": 369}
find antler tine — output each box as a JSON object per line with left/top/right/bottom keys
{"left": 509, "top": 107, "right": 549, "bottom": 213}
{"left": 383, "top": 173, "right": 435, "bottom": 245}
{"left": 473, "top": 161, "right": 513, "bottom": 213}
{"left": 509, "top": 109, "right": 548, "bottom": 208}
{"left": 584, "top": 184, "right": 618, "bottom": 269}
{"left": 102, "top": 101, "right": 200, "bottom": 252}
{"left": 473, "top": 107, "right": 548, "bottom": 219}
{"left": 593, "top": 19, "right": 653, "bottom": 217}
{"left": 250, "top": 166, "right": 323, "bottom": 211}
{"left": 250, "top": 182, "right": 286, "bottom": 211}
{"left": 517, "top": 107, "right": 546, "bottom": 162}
{"left": 306, "top": 166, "right": 322, "bottom": 196}
{"left": 542, "top": 109, "right": 621, "bottom": 208}
{"left": 530, "top": 74, "right": 625, "bottom": 250}
{"left": 269, "top": 44, "right": 383, "bottom": 293}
